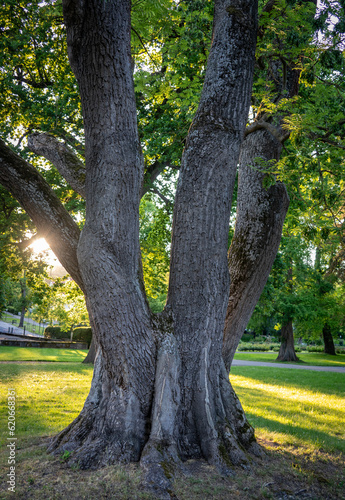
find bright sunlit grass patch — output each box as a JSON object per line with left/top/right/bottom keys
{"left": 230, "top": 366, "right": 345, "bottom": 454}
{"left": 0, "top": 363, "right": 93, "bottom": 447}
{"left": 234, "top": 351, "right": 345, "bottom": 366}
{"left": 0, "top": 346, "right": 88, "bottom": 362}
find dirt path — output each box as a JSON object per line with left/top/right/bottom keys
{"left": 232, "top": 359, "right": 345, "bottom": 373}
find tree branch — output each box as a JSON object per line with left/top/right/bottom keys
{"left": 52, "top": 129, "right": 85, "bottom": 156}
{"left": 307, "top": 132, "right": 345, "bottom": 150}
{"left": 27, "top": 132, "right": 86, "bottom": 197}
{"left": 245, "top": 119, "right": 290, "bottom": 143}
{"left": 0, "top": 139, "right": 84, "bottom": 290}
{"left": 149, "top": 187, "right": 173, "bottom": 207}
{"left": 140, "top": 161, "right": 179, "bottom": 198}
{"left": 13, "top": 74, "right": 53, "bottom": 89}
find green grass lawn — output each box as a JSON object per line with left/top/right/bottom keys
{"left": 0, "top": 362, "right": 93, "bottom": 447}
{"left": 0, "top": 362, "right": 343, "bottom": 500}
{"left": 234, "top": 350, "right": 345, "bottom": 367}
{"left": 0, "top": 346, "right": 88, "bottom": 362}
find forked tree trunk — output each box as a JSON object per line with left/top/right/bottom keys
{"left": 322, "top": 323, "right": 336, "bottom": 355}
{"left": 276, "top": 320, "right": 299, "bottom": 362}
{"left": 47, "top": 0, "right": 262, "bottom": 493}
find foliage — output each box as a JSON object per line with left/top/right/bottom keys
{"left": 32, "top": 278, "right": 89, "bottom": 330}
{"left": 72, "top": 327, "right": 92, "bottom": 347}
{"left": 237, "top": 343, "right": 277, "bottom": 352}
{"left": 0, "top": 0, "right": 345, "bottom": 341}
{"left": 140, "top": 195, "right": 171, "bottom": 310}
{"left": 44, "top": 325, "right": 71, "bottom": 340}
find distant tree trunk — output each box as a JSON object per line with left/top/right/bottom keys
{"left": 19, "top": 302, "right": 26, "bottom": 328}
{"left": 19, "top": 271, "right": 27, "bottom": 328}
{"left": 276, "top": 320, "right": 299, "bottom": 362}
{"left": 82, "top": 336, "right": 96, "bottom": 364}
{"left": 323, "top": 323, "right": 336, "bottom": 355}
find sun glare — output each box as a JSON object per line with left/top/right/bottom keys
{"left": 29, "top": 238, "right": 50, "bottom": 255}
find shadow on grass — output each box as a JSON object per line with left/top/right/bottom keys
{"left": 249, "top": 413, "right": 345, "bottom": 453}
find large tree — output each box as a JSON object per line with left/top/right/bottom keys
{"left": 0, "top": 0, "right": 261, "bottom": 493}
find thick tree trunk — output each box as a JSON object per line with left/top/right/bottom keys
{"left": 47, "top": 1, "right": 261, "bottom": 489}
{"left": 276, "top": 320, "right": 299, "bottom": 362}
{"left": 48, "top": 0, "right": 156, "bottom": 469}
{"left": 223, "top": 129, "right": 289, "bottom": 371}
{"left": 323, "top": 323, "right": 336, "bottom": 355}
{"left": 0, "top": 1, "right": 263, "bottom": 496}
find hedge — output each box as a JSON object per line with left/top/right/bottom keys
{"left": 72, "top": 327, "right": 92, "bottom": 347}
{"left": 306, "top": 346, "right": 324, "bottom": 353}
{"left": 44, "top": 326, "right": 71, "bottom": 340}
{"left": 237, "top": 343, "right": 301, "bottom": 352}
{"left": 7, "top": 307, "right": 19, "bottom": 315}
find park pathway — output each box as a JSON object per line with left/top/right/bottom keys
{"left": 232, "top": 359, "right": 345, "bottom": 373}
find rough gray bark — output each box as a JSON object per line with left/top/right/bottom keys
{"left": 277, "top": 320, "right": 299, "bottom": 362}
{"left": 223, "top": 129, "right": 289, "bottom": 371}
{"left": 27, "top": 133, "right": 86, "bottom": 197}
{"left": 47, "top": 0, "right": 261, "bottom": 486}
{"left": 48, "top": 0, "right": 157, "bottom": 469}
{"left": 163, "top": 0, "right": 261, "bottom": 478}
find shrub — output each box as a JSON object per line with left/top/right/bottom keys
{"left": 44, "top": 326, "right": 70, "bottom": 340}
{"left": 252, "top": 335, "right": 266, "bottom": 343}
{"left": 241, "top": 333, "right": 253, "bottom": 343}
{"left": 237, "top": 343, "right": 271, "bottom": 352}
{"left": 269, "top": 343, "right": 280, "bottom": 351}
{"left": 72, "top": 327, "right": 92, "bottom": 347}
{"left": 7, "top": 306, "right": 19, "bottom": 315}
{"left": 306, "top": 346, "right": 324, "bottom": 353}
